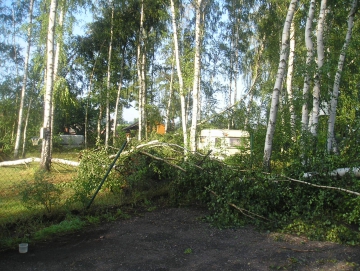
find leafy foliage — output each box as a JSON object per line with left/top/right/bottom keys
{"left": 168, "top": 150, "right": 360, "bottom": 244}
{"left": 70, "top": 148, "right": 127, "bottom": 207}
{"left": 18, "top": 170, "right": 63, "bottom": 213}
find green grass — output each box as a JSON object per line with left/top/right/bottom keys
{"left": 33, "top": 216, "right": 86, "bottom": 241}
{"left": 0, "top": 149, "right": 171, "bottom": 251}
{"left": 0, "top": 153, "right": 78, "bottom": 225}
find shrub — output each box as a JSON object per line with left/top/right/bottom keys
{"left": 18, "top": 170, "right": 63, "bottom": 213}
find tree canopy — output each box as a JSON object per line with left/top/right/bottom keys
{"left": 0, "top": 0, "right": 359, "bottom": 172}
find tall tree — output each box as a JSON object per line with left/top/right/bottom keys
{"left": 113, "top": 47, "right": 125, "bottom": 145}
{"left": 51, "top": 0, "right": 66, "bottom": 154}
{"left": 301, "top": 0, "right": 315, "bottom": 131}
{"left": 40, "top": 0, "right": 57, "bottom": 171}
{"left": 137, "top": 0, "right": 146, "bottom": 141}
{"left": 263, "top": 0, "right": 298, "bottom": 172}
{"left": 170, "top": 0, "right": 188, "bottom": 150}
{"left": 286, "top": 19, "right": 295, "bottom": 134}
{"left": 189, "top": 0, "right": 204, "bottom": 152}
{"left": 309, "top": 0, "right": 327, "bottom": 136}
{"left": 105, "top": 0, "right": 114, "bottom": 148}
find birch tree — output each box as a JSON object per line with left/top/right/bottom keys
{"left": 327, "top": 0, "right": 358, "bottom": 153}
{"left": 51, "top": 0, "right": 66, "bottom": 154}
{"left": 309, "top": 0, "right": 327, "bottom": 136}
{"left": 170, "top": 0, "right": 188, "bottom": 150}
{"left": 13, "top": 0, "right": 34, "bottom": 159}
{"left": 189, "top": 0, "right": 204, "bottom": 152}
{"left": 113, "top": 47, "right": 125, "bottom": 145}
{"left": 105, "top": 1, "right": 114, "bottom": 148}
{"left": 137, "top": 0, "right": 146, "bottom": 141}
{"left": 286, "top": 19, "right": 295, "bottom": 134}
{"left": 263, "top": 0, "right": 298, "bottom": 172}
{"left": 164, "top": 56, "right": 174, "bottom": 133}
{"left": 40, "top": 0, "right": 58, "bottom": 171}
{"left": 301, "top": 0, "right": 315, "bottom": 131}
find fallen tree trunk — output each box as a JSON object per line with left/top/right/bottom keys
{"left": 0, "top": 157, "right": 79, "bottom": 167}
{"left": 51, "top": 158, "right": 79, "bottom": 167}
{"left": 303, "top": 167, "right": 360, "bottom": 178}
{"left": 0, "top": 157, "right": 40, "bottom": 166}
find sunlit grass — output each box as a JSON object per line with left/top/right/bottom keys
{"left": 0, "top": 149, "right": 159, "bottom": 251}
{"left": 0, "top": 152, "right": 79, "bottom": 226}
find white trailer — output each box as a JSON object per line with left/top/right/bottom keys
{"left": 198, "top": 129, "right": 250, "bottom": 157}
{"left": 59, "top": 135, "right": 84, "bottom": 148}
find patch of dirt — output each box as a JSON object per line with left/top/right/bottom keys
{"left": 1, "top": 207, "right": 360, "bottom": 270}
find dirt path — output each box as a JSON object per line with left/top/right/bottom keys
{"left": 1, "top": 207, "right": 360, "bottom": 270}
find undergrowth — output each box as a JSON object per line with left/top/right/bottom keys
{"left": 2, "top": 138, "right": 360, "bottom": 251}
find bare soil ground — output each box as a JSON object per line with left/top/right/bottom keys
{"left": 1, "top": 207, "right": 360, "bottom": 271}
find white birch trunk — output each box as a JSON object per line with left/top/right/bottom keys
{"left": 301, "top": 0, "right": 315, "bottom": 131}
{"left": 113, "top": 49, "right": 125, "bottom": 145}
{"left": 137, "top": 0, "right": 145, "bottom": 141}
{"left": 14, "top": 0, "right": 34, "bottom": 159}
{"left": 96, "top": 105, "right": 102, "bottom": 145}
{"left": 263, "top": 0, "right": 298, "bottom": 171}
{"left": 310, "top": 0, "right": 327, "bottom": 136}
{"left": 233, "top": 15, "right": 240, "bottom": 106}
{"left": 170, "top": 0, "right": 188, "bottom": 150}
{"left": 165, "top": 57, "right": 174, "bottom": 133}
{"left": 40, "top": 0, "right": 57, "bottom": 171}
{"left": 327, "top": 0, "right": 358, "bottom": 153}
{"left": 286, "top": 19, "right": 296, "bottom": 133}
{"left": 50, "top": 2, "right": 65, "bottom": 154}
{"left": 189, "top": 0, "right": 203, "bottom": 152}
{"left": 137, "top": 41, "right": 143, "bottom": 141}
{"left": 22, "top": 98, "right": 32, "bottom": 158}
{"left": 141, "top": 50, "right": 147, "bottom": 140}
{"left": 105, "top": 2, "right": 114, "bottom": 148}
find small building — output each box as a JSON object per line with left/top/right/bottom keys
{"left": 198, "top": 129, "right": 250, "bottom": 157}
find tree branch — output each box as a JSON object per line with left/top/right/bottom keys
{"left": 204, "top": 186, "right": 272, "bottom": 221}
{"left": 280, "top": 175, "right": 360, "bottom": 196}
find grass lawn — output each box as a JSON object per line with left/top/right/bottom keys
{"left": 0, "top": 152, "right": 79, "bottom": 225}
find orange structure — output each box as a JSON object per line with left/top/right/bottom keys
{"left": 156, "top": 123, "right": 165, "bottom": 135}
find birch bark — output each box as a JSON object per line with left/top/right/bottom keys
{"left": 105, "top": 1, "right": 114, "bottom": 148}
{"left": 190, "top": 0, "right": 203, "bottom": 152}
{"left": 40, "top": 0, "right": 57, "bottom": 171}
{"left": 51, "top": 1, "right": 65, "bottom": 154}
{"left": 263, "top": 0, "right": 298, "bottom": 172}
{"left": 286, "top": 19, "right": 296, "bottom": 133}
{"left": 113, "top": 49, "right": 125, "bottom": 145}
{"left": 137, "top": 0, "right": 145, "bottom": 141}
{"left": 327, "top": 0, "right": 358, "bottom": 153}
{"left": 310, "top": 0, "right": 327, "bottom": 136}
{"left": 170, "top": 0, "right": 188, "bottom": 149}
{"left": 301, "top": 0, "right": 315, "bottom": 131}
{"left": 97, "top": 105, "right": 103, "bottom": 146}
{"left": 165, "top": 57, "right": 174, "bottom": 133}
{"left": 22, "top": 98, "right": 32, "bottom": 158}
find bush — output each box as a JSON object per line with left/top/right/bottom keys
{"left": 168, "top": 150, "right": 360, "bottom": 243}
{"left": 18, "top": 170, "right": 63, "bottom": 213}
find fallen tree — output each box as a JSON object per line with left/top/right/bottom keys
{"left": 0, "top": 157, "right": 79, "bottom": 167}
{"left": 303, "top": 167, "right": 360, "bottom": 178}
